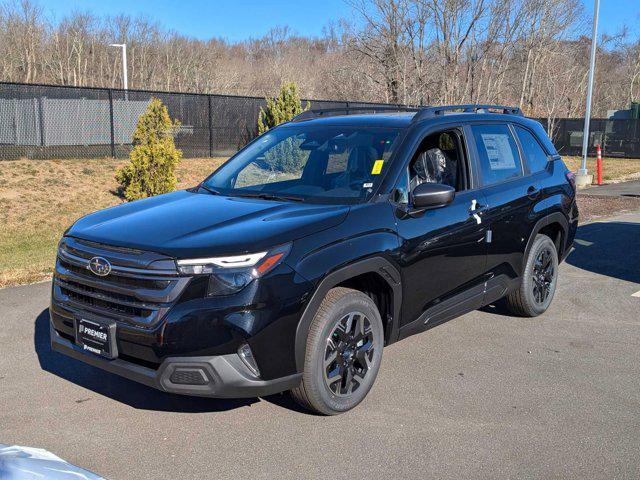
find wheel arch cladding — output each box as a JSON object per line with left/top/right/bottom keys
{"left": 539, "top": 222, "right": 565, "bottom": 256}
{"left": 523, "top": 213, "right": 569, "bottom": 271}
{"left": 294, "top": 257, "right": 402, "bottom": 372}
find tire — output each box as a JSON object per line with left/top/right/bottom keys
{"left": 290, "top": 287, "right": 384, "bottom": 415}
{"left": 505, "top": 234, "right": 559, "bottom": 317}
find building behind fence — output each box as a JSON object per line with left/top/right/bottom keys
{"left": 1, "top": 81, "right": 639, "bottom": 160}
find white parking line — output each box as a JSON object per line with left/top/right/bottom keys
{"left": 632, "top": 290, "right": 640, "bottom": 298}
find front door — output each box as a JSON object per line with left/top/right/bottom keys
{"left": 392, "top": 127, "right": 488, "bottom": 334}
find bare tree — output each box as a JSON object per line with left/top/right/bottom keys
{"left": 0, "top": 0, "right": 637, "bottom": 117}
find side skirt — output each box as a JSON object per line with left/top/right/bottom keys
{"left": 397, "top": 274, "right": 515, "bottom": 340}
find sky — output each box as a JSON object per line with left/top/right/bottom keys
{"left": 39, "top": 0, "right": 640, "bottom": 42}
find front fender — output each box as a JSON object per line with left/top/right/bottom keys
{"left": 293, "top": 253, "right": 402, "bottom": 372}
{"left": 289, "top": 201, "right": 403, "bottom": 372}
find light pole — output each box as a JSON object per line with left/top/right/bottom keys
{"left": 577, "top": 0, "right": 600, "bottom": 187}
{"left": 109, "top": 43, "right": 128, "bottom": 96}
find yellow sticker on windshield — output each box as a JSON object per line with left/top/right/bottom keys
{"left": 371, "top": 160, "right": 384, "bottom": 175}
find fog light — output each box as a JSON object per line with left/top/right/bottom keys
{"left": 238, "top": 343, "right": 260, "bottom": 377}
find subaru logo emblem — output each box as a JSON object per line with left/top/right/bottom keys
{"left": 88, "top": 256, "right": 111, "bottom": 276}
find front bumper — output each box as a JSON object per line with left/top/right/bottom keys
{"left": 50, "top": 321, "right": 301, "bottom": 398}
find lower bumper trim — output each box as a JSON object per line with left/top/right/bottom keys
{"left": 50, "top": 322, "right": 301, "bottom": 398}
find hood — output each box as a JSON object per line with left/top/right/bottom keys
{"left": 67, "top": 190, "right": 349, "bottom": 258}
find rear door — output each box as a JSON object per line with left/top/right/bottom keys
{"left": 467, "top": 123, "right": 537, "bottom": 295}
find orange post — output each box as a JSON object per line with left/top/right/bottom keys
{"left": 596, "top": 144, "right": 603, "bottom": 185}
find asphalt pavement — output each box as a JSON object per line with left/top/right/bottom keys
{"left": 1, "top": 211, "right": 639, "bottom": 480}
{"left": 584, "top": 179, "right": 640, "bottom": 197}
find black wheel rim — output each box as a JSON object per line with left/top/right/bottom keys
{"left": 532, "top": 247, "right": 555, "bottom": 304}
{"left": 323, "top": 312, "right": 375, "bottom": 397}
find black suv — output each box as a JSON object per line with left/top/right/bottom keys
{"left": 50, "top": 105, "right": 578, "bottom": 414}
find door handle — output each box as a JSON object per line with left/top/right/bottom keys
{"left": 469, "top": 199, "right": 487, "bottom": 224}
{"left": 527, "top": 186, "right": 540, "bottom": 199}
{"left": 469, "top": 199, "right": 488, "bottom": 213}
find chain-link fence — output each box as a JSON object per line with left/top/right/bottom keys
{"left": 0, "top": 82, "right": 405, "bottom": 160}
{"left": 1, "top": 81, "right": 639, "bottom": 160}
{"left": 537, "top": 117, "right": 640, "bottom": 158}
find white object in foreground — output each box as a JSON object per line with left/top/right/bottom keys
{"left": 0, "top": 444, "right": 104, "bottom": 479}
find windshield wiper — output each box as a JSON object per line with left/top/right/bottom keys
{"left": 233, "top": 192, "right": 305, "bottom": 203}
{"left": 199, "top": 184, "right": 222, "bottom": 195}
{"left": 200, "top": 185, "right": 304, "bottom": 203}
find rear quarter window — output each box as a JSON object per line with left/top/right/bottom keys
{"left": 529, "top": 122, "right": 558, "bottom": 156}
{"left": 514, "top": 125, "right": 550, "bottom": 173}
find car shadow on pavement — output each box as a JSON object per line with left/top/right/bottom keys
{"left": 34, "top": 309, "right": 259, "bottom": 413}
{"left": 480, "top": 220, "right": 639, "bottom": 317}
{"left": 565, "top": 221, "right": 640, "bottom": 285}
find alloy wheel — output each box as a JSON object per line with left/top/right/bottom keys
{"left": 532, "top": 247, "right": 555, "bottom": 304}
{"left": 323, "top": 312, "right": 375, "bottom": 396}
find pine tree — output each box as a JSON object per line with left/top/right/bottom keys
{"left": 257, "top": 82, "right": 310, "bottom": 173}
{"left": 116, "top": 98, "right": 183, "bottom": 201}
{"left": 258, "top": 82, "right": 310, "bottom": 134}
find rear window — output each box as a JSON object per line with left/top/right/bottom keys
{"left": 471, "top": 124, "right": 523, "bottom": 186}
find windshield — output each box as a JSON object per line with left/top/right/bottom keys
{"left": 202, "top": 124, "right": 402, "bottom": 204}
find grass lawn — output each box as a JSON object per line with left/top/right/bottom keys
{"left": 1, "top": 154, "right": 640, "bottom": 289}
{"left": 0, "top": 157, "right": 226, "bottom": 288}
{"left": 562, "top": 156, "right": 640, "bottom": 182}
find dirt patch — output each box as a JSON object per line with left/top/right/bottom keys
{"left": 577, "top": 194, "right": 640, "bottom": 223}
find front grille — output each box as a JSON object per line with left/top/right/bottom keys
{"left": 58, "top": 280, "right": 153, "bottom": 318}
{"left": 59, "top": 259, "right": 171, "bottom": 290}
{"left": 53, "top": 237, "right": 191, "bottom": 327}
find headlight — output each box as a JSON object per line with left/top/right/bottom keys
{"left": 176, "top": 243, "right": 291, "bottom": 296}
{"left": 176, "top": 252, "right": 268, "bottom": 274}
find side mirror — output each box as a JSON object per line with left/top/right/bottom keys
{"left": 411, "top": 182, "right": 455, "bottom": 209}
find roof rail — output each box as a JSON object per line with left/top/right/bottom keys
{"left": 411, "top": 104, "right": 523, "bottom": 123}
{"left": 291, "top": 105, "right": 420, "bottom": 122}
